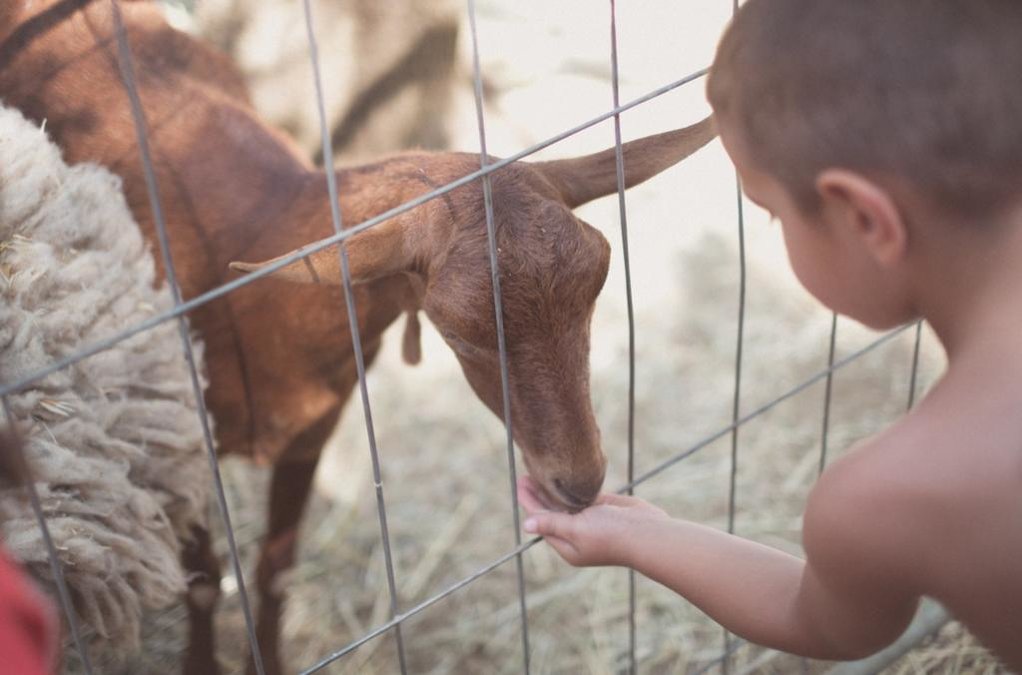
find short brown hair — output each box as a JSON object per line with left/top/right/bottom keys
{"left": 708, "top": 0, "right": 1022, "bottom": 220}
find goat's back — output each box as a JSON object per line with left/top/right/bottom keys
{"left": 0, "top": 0, "right": 412, "bottom": 463}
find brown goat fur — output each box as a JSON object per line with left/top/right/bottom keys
{"left": 0, "top": 1, "right": 715, "bottom": 672}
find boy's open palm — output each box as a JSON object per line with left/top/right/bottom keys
{"left": 517, "top": 476, "right": 668, "bottom": 567}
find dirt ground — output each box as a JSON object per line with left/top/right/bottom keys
{"left": 67, "top": 2, "right": 1006, "bottom": 673}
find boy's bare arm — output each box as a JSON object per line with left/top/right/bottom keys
{"left": 519, "top": 457, "right": 921, "bottom": 660}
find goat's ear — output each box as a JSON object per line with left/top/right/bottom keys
{"left": 229, "top": 220, "right": 413, "bottom": 285}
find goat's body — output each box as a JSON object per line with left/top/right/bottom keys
{"left": 1, "top": 6, "right": 432, "bottom": 669}
{"left": 1, "top": 1, "right": 429, "bottom": 465}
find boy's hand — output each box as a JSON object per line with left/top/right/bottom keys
{"left": 517, "top": 476, "right": 669, "bottom": 567}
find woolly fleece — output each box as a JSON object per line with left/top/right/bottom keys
{"left": 0, "top": 104, "right": 212, "bottom": 653}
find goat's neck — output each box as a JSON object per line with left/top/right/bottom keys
{"left": 275, "top": 156, "right": 452, "bottom": 265}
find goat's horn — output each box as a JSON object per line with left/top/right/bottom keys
{"left": 229, "top": 246, "right": 332, "bottom": 284}
{"left": 229, "top": 218, "right": 416, "bottom": 285}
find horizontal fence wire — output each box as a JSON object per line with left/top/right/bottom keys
{"left": 105, "top": 2, "right": 266, "bottom": 672}
{"left": 624, "top": 322, "right": 913, "bottom": 492}
{"left": 299, "top": 0, "right": 409, "bottom": 671}
{"left": 0, "top": 68, "right": 707, "bottom": 400}
{"left": 298, "top": 323, "right": 915, "bottom": 671}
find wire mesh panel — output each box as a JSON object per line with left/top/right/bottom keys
{"left": 0, "top": 2, "right": 953, "bottom": 673}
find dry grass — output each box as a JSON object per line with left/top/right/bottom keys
{"left": 886, "top": 622, "right": 1005, "bottom": 675}
{"left": 60, "top": 2, "right": 1011, "bottom": 673}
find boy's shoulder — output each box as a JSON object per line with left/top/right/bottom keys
{"left": 808, "top": 398, "right": 998, "bottom": 535}
{"left": 805, "top": 373, "right": 1022, "bottom": 588}
{"left": 803, "top": 425, "right": 932, "bottom": 592}
{"left": 820, "top": 358, "right": 1021, "bottom": 499}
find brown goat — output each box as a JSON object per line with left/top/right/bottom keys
{"left": 0, "top": 1, "right": 715, "bottom": 672}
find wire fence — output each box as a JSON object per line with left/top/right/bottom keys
{"left": 0, "top": 1, "right": 934, "bottom": 673}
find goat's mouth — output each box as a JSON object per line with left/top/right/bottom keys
{"left": 520, "top": 454, "right": 597, "bottom": 513}
{"left": 522, "top": 472, "right": 589, "bottom": 514}
{"left": 531, "top": 479, "right": 569, "bottom": 512}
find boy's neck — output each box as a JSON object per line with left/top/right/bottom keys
{"left": 915, "top": 205, "right": 1022, "bottom": 362}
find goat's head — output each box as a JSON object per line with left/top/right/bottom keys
{"left": 230, "top": 163, "right": 611, "bottom": 510}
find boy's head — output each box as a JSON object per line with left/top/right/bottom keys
{"left": 707, "top": 0, "right": 1022, "bottom": 328}
{"left": 709, "top": 0, "right": 1022, "bottom": 220}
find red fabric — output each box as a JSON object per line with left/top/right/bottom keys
{"left": 0, "top": 547, "right": 57, "bottom": 675}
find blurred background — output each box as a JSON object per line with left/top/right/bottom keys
{"left": 101, "top": 1, "right": 997, "bottom": 673}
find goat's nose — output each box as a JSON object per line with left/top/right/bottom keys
{"left": 553, "top": 477, "right": 600, "bottom": 510}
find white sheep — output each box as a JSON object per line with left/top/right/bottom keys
{"left": 0, "top": 104, "right": 212, "bottom": 658}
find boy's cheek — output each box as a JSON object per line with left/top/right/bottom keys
{"left": 781, "top": 235, "right": 834, "bottom": 308}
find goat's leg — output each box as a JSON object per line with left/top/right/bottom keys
{"left": 182, "top": 525, "right": 223, "bottom": 675}
{"left": 248, "top": 408, "right": 342, "bottom": 675}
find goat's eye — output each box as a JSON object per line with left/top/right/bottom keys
{"left": 441, "top": 331, "right": 489, "bottom": 358}
{"left": 441, "top": 331, "right": 470, "bottom": 350}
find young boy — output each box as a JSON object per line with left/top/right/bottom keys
{"left": 519, "top": 1, "right": 1022, "bottom": 669}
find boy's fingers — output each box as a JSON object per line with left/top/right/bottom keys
{"left": 522, "top": 515, "right": 583, "bottom": 563}
{"left": 523, "top": 512, "right": 575, "bottom": 541}
{"left": 595, "top": 492, "right": 637, "bottom": 507}
{"left": 543, "top": 534, "right": 581, "bottom": 563}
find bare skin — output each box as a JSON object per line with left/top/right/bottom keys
{"left": 520, "top": 117, "right": 1022, "bottom": 670}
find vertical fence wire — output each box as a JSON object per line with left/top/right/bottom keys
{"left": 466, "top": 2, "right": 532, "bottom": 672}
{"left": 808, "top": 314, "right": 842, "bottom": 675}
{"left": 906, "top": 322, "right": 924, "bottom": 410}
{"left": 720, "top": 174, "right": 747, "bottom": 675}
{"left": 106, "top": 3, "right": 266, "bottom": 672}
{"left": 299, "top": 1, "right": 409, "bottom": 671}
{"left": 1, "top": 396, "right": 94, "bottom": 675}
{"left": 722, "top": 2, "right": 745, "bottom": 669}
{"left": 819, "top": 313, "right": 839, "bottom": 475}
{"left": 727, "top": 0, "right": 745, "bottom": 538}
{"left": 607, "top": 2, "right": 638, "bottom": 672}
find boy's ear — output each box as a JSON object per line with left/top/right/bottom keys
{"left": 816, "top": 169, "right": 908, "bottom": 267}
